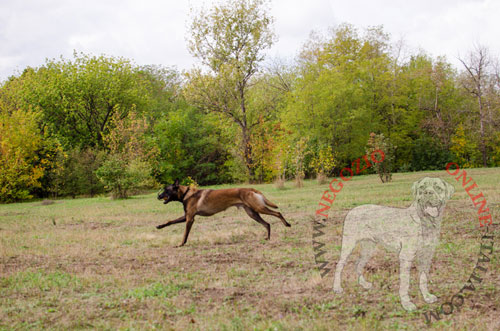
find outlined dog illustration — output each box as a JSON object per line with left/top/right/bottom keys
{"left": 333, "top": 177, "right": 455, "bottom": 311}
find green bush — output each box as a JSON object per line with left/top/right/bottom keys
{"left": 366, "top": 133, "right": 396, "bottom": 183}
{"left": 47, "top": 147, "right": 106, "bottom": 198}
{"left": 96, "top": 155, "right": 151, "bottom": 199}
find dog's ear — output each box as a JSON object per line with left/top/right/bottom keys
{"left": 173, "top": 179, "right": 180, "bottom": 187}
{"left": 441, "top": 179, "right": 455, "bottom": 200}
{"left": 411, "top": 179, "right": 422, "bottom": 198}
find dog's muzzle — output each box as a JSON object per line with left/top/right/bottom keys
{"left": 157, "top": 189, "right": 169, "bottom": 204}
{"left": 419, "top": 191, "right": 443, "bottom": 218}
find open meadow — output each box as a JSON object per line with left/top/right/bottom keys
{"left": 1, "top": 169, "right": 499, "bottom": 330}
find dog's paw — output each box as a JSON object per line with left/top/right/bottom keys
{"left": 401, "top": 300, "right": 417, "bottom": 312}
{"left": 333, "top": 286, "right": 344, "bottom": 294}
{"left": 358, "top": 276, "right": 373, "bottom": 290}
{"left": 423, "top": 293, "right": 438, "bottom": 304}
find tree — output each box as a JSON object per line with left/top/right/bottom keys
{"left": 459, "top": 45, "right": 493, "bottom": 167}
{"left": 136, "top": 65, "right": 183, "bottom": 124}
{"left": 310, "top": 144, "right": 336, "bottom": 184}
{"left": 408, "top": 55, "right": 461, "bottom": 147}
{"left": 152, "top": 106, "right": 232, "bottom": 185}
{"left": 395, "top": 55, "right": 463, "bottom": 170}
{"left": 97, "top": 109, "right": 158, "bottom": 199}
{"left": 284, "top": 24, "right": 393, "bottom": 170}
{"left": 3, "top": 53, "right": 151, "bottom": 149}
{"left": 185, "top": 0, "right": 276, "bottom": 181}
{"left": 450, "top": 124, "right": 480, "bottom": 168}
{"left": 0, "top": 108, "right": 62, "bottom": 202}
{"left": 292, "top": 137, "right": 309, "bottom": 187}
{"left": 57, "top": 147, "right": 106, "bottom": 198}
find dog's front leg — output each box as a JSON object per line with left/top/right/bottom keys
{"left": 178, "top": 213, "right": 195, "bottom": 247}
{"left": 417, "top": 247, "right": 438, "bottom": 303}
{"left": 156, "top": 215, "right": 186, "bottom": 229}
{"left": 419, "top": 272, "right": 437, "bottom": 303}
{"left": 399, "top": 252, "right": 417, "bottom": 311}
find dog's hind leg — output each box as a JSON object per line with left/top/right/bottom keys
{"left": 356, "top": 240, "right": 376, "bottom": 290}
{"left": 333, "top": 236, "right": 357, "bottom": 294}
{"left": 156, "top": 215, "right": 186, "bottom": 229}
{"left": 257, "top": 206, "right": 291, "bottom": 227}
{"left": 243, "top": 206, "right": 271, "bottom": 240}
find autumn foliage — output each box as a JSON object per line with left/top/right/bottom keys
{"left": 0, "top": 109, "right": 62, "bottom": 201}
{"left": 0, "top": 0, "right": 499, "bottom": 202}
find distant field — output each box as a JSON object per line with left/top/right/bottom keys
{"left": 1, "top": 169, "right": 499, "bottom": 330}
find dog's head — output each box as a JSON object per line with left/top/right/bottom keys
{"left": 412, "top": 177, "right": 454, "bottom": 219}
{"left": 157, "top": 179, "right": 180, "bottom": 205}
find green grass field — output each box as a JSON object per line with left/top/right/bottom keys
{"left": 1, "top": 169, "right": 499, "bottom": 330}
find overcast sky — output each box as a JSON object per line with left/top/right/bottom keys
{"left": 1, "top": 0, "right": 498, "bottom": 81}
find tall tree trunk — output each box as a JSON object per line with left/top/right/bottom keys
{"left": 242, "top": 126, "right": 255, "bottom": 182}
{"left": 477, "top": 94, "right": 488, "bottom": 167}
{"left": 239, "top": 82, "right": 256, "bottom": 182}
{"left": 459, "top": 45, "right": 490, "bottom": 168}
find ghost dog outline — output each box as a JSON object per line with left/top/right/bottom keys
{"left": 333, "top": 177, "right": 454, "bottom": 311}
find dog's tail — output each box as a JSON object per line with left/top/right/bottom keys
{"left": 251, "top": 189, "right": 279, "bottom": 209}
{"left": 263, "top": 197, "right": 279, "bottom": 209}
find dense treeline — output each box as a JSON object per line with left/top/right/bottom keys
{"left": 0, "top": 55, "right": 232, "bottom": 201}
{"left": 1, "top": 0, "right": 499, "bottom": 202}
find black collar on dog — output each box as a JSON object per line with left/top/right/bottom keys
{"left": 181, "top": 187, "right": 190, "bottom": 201}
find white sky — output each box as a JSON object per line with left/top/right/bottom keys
{"left": 0, "top": 0, "right": 498, "bottom": 81}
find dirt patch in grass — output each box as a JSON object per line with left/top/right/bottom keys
{"left": 60, "top": 221, "right": 116, "bottom": 230}
{"left": 40, "top": 200, "right": 56, "bottom": 206}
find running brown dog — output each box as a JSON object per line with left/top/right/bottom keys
{"left": 156, "top": 179, "right": 291, "bottom": 246}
